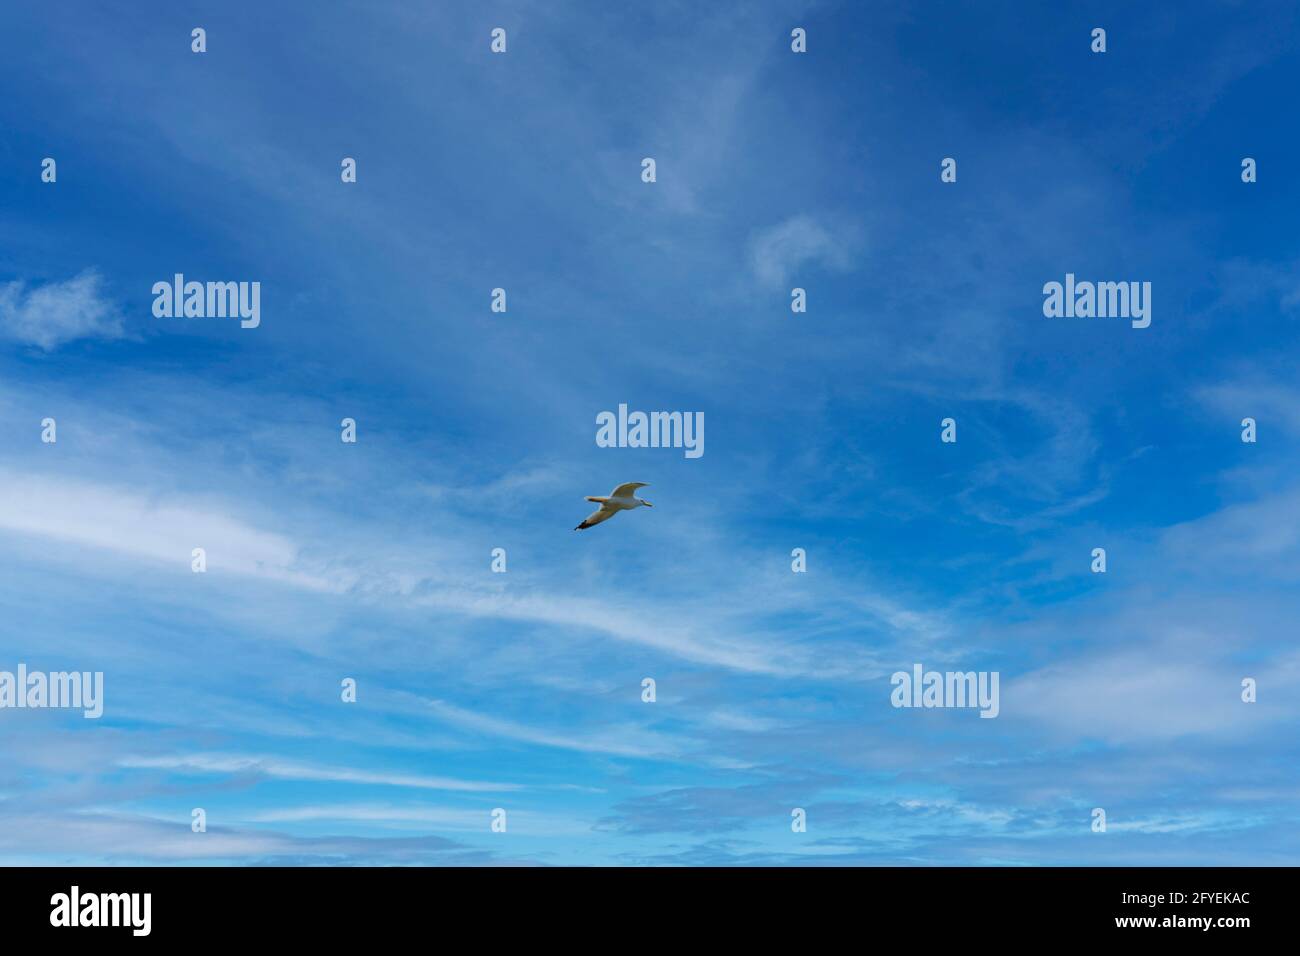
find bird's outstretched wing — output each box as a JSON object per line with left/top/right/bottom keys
{"left": 609, "top": 481, "right": 648, "bottom": 498}
{"left": 574, "top": 504, "right": 618, "bottom": 531}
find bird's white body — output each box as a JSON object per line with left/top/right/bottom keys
{"left": 599, "top": 495, "right": 644, "bottom": 511}
{"left": 575, "top": 482, "right": 653, "bottom": 530}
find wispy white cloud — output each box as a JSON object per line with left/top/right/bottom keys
{"left": 0, "top": 810, "right": 506, "bottom": 864}
{"left": 1194, "top": 378, "right": 1300, "bottom": 436}
{"left": 1160, "top": 486, "right": 1300, "bottom": 571}
{"left": 0, "top": 395, "right": 942, "bottom": 682}
{"left": 748, "top": 215, "right": 855, "bottom": 289}
{"left": 1007, "top": 647, "right": 1300, "bottom": 742}
{"left": 118, "top": 753, "right": 521, "bottom": 792}
{"left": 241, "top": 803, "right": 594, "bottom": 836}
{"left": 0, "top": 468, "right": 350, "bottom": 592}
{"left": 0, "top": 270, "right": 126, "bottom": 350}
{"left": 426, "top": 699, "right": 690, "bottom": 759}
{"left": 706, "top": 709, "right": 785, "bottom": 733}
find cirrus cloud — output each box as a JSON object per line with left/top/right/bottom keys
{"left": 0, "top": 269, "right": 126, "bottom": 350}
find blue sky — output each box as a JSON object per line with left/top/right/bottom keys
{"left": 1, "top": 0, "right": 1298, "bottom": 865}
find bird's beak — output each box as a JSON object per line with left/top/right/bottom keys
{"left": 642, "top": 500, "right": 653, "bottom": 507}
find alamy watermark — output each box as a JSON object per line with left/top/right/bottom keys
{"left": 596, "top": 403, "right": 704, "bottom": 459}
{"left": 152, "top": 274, "right": 260, "bottom": 328}
{"left": 890, "top": 663, "right": 999, "bottom": 718}
{"left": 1042, "top": 273, "right": 1151, "bottom": 328}
{"left": 0, "top": 663, "right": 103, "bottom": 718}
{"left": 50, "top": 886, "right": 150, "bottom": 936}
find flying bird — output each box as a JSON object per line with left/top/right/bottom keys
{"left": 574, "top": 482, "right": 653, "bottom": 530}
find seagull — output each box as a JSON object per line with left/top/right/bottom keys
{"left": 574, "top": 482, "right": 653, "bottom": 530}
